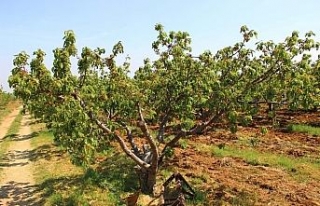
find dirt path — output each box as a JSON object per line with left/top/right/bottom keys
{"left": 0, "top": 108, "right": 21, "bottom": 140}
{"left": 0, "top": 111, "right": 41, "bottom": 205}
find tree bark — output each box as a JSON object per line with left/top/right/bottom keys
{"left": 136, "top": 166, "right": 157, "bottom": 194}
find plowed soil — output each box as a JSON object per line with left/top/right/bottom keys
{"left": 163, "top": 109, "right": 320, "bottom": 205}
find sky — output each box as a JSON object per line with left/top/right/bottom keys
{"left": 1, "top": 0, "right": 320, "bottom": 91}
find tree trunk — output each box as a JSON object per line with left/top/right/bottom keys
{"left": 136, "top": 167, "right": 157, "bottom": 194}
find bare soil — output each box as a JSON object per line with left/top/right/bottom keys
{"left": 162, "top": 109, "right": 320, "bottom": 205}
{"left": 0, "top": 111, "right": 41, "bottom": 205}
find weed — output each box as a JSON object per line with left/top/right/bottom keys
{"left": 160, "top": 168, "right": 172, "bottom": 180}
{"left": 260, "top": 127, "right": 268, "bottom": 136}
{"left": 190, "top": 177, "right": 205, "bottom": 185}
{"left": 249, "top": 137, "right": 260, "bottom": 147}
{"left": 218, "top": 143, "right": 226, "bottom": 150}
{"left": 31, "top": 123, "right": 124, "bottom": 205}
{"left": 47, "top": 191, "right": 90, "bottom": 206}
{"left": 47, "top": 193, "right": 64, "bottom": 205}
{"left": 179, "top": 139, "right": 188, "bottom": 149}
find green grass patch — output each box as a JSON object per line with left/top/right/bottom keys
{"left": 194, "top": 143, "right": 320, "bottom": 181}
{"left": 29, "top": 126, "right": 88, "bottom": 205}
{"left": 287, "top": 124, "right": 320, "bottom": 136}
{"left": 30, "top": 123, "right": 141, "bottom": 205}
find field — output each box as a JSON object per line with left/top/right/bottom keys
{"left": 171, "top": 109, "right": 320, "bottom": 205}
{"left": 1, "top": 102, "right": 319, "bottom": 205}
{"left": 50, "top": 107, "right": 320, "bottom": 205}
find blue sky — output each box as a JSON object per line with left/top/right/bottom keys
{"left": 1, "top": 0, "right": 320, "bottom": 91}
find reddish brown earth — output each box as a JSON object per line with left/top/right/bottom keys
{"left": 160, "top": 109, "right": 320, "bottom": 205}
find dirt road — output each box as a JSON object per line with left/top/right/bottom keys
{"left": 0, "top": 110, "right": 41, "bottom": 205}
{"left": 0, "top": 108, "right": 21, "bottom": 140}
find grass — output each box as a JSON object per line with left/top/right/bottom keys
{"left": 30, "top": 122, "right": 209, "bottom": 205}
{"left": 287, "top": 124, "right": 320, "bottom": 136}
{"left": 30, "top": 124, "right": 87, "bottom": 205}
{"left": 30, "top": 122, "right": 141, "bottom": 205}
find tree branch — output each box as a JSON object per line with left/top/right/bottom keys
{"left": 156, "top": 111, "right": 171, "bottom": 142}
{"left": 158, "top": 108, "right": 226, "bottom": 166}
{"left": 158, "top": 131, "right": 186, "bottom": 165}
{"left": 137, "top": 103, "right": 159, "bottom": 170}
{"left": 70, "top": 93, "right": 150, "bottom": 169}
{"left": 250, "top": 59, "right": 282, "bottom": 85}
{"left": 116, "top": 121, "right": 141, "bottom": 156}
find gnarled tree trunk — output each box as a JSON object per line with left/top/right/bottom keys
{"left": 136, "top": 166, "right": 157, "bottom": 194}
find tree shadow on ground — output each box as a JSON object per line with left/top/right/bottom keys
{"left": 25, "top": 119, "right": 43, "bottom": 126}
{"left": 95, "top": 152, "right": 140, "bottom": 192}
{"left": 0, "top": 144, "right": 64, "bottom": 163}
{"left": 1, "top": 132, "right": 38, "bottom": 142}
{"left": 27, "top": 144, "right": 65, "bottom": 162}
{"left": 0, "top": 177, "right": 86, "bottom": 206}
{"left": 34, "top": 153, "right": 140, "bottom": 204}
{"left": 39, "top": 175, "right": 83, "bottom": 198}
{"left": 0, "top": 181, "right": 44, "bottom": 206}
{"left": 0, "top": 161, "right": 29, "bottom": 167}
{"left": 0, "top": 144, "right": 63, "bottom": 165}
{"left": 0, "top": 134, "right": 18, "bottom": 143}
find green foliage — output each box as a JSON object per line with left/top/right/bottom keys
{"left": 163, "top": 147, "right": 174, "bottom": 158}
